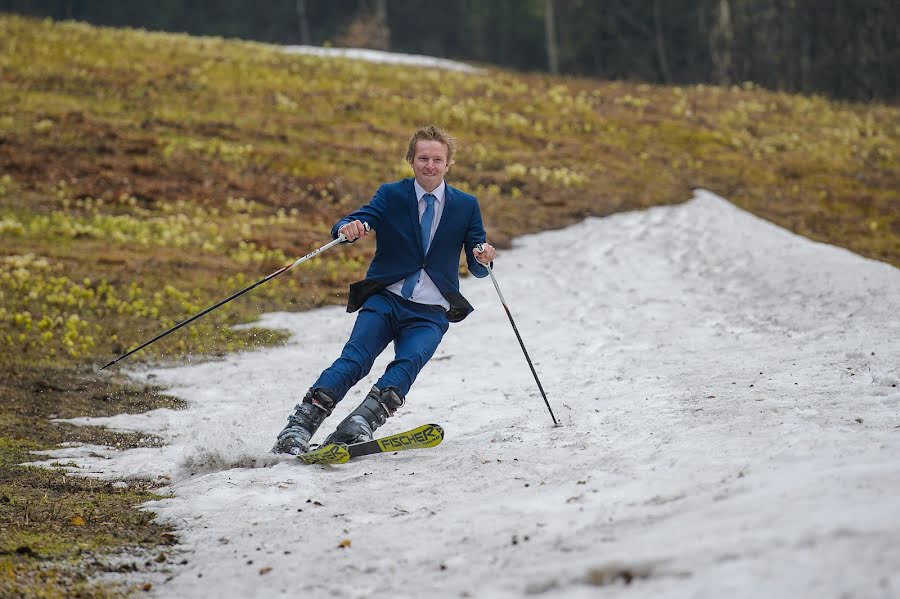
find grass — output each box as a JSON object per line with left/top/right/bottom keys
{"left": 0, "top": 12, "right": 897, "bottom": 597}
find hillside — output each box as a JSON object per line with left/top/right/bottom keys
{"left": 1, "top": 14, "right": 898, "bottom": 367}
{"left": 0, "top": 14, "right": 898, "bottom": 597}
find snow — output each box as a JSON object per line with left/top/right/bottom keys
{"left": 35, "top": 190, "right": 900, "bottom": 597}
{"left": 280, "top": 45, "right": 482, "bottom": 73}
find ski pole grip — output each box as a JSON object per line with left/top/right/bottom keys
{"left": 339, "top": 221, "right": 370, "bottom": 243}
{"left": 474, "top": 243, "right": 492, "bottom": 268}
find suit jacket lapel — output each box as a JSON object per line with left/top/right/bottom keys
{"left": 427, "top": 184, "right": 454, "bottom": 257}
{"left": 405, "top": 179, "right": 423, "bottom": 254}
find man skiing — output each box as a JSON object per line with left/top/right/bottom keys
{"left": 273, "top": 125, "right": 497, "bottom": 455}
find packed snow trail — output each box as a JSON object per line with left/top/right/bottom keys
{"left": 39, "top": 190, "right": 900, "bottom": 598}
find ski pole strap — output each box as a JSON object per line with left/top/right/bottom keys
{"left": 474, "top": 242, "right": 493, "bottom": 265}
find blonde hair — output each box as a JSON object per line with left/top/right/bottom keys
{"left": 405, "top": 125, "right": 457, "bottom": 163}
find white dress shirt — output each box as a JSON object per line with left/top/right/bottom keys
{"left": 385, "top": 180, "right": 451, "bottom": 310}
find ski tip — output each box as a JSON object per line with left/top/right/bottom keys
{"left": 415, "top": 424, "right": 444, "bottom": 446}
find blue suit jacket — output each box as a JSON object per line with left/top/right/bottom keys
{"left": 332, "top": 178, "right": 489, "bottom": 322}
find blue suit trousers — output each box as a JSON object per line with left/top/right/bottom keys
{"left": 312, "top": 292, "right": 450, "bottom": 401}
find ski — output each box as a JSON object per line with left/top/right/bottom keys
{"left": 297, "top": 423, "right": 444, "bottom": 465}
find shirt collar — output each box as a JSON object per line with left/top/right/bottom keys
{"left": 414, "top": 179, "right": 446, "bottom": 204}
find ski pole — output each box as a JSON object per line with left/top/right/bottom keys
{"left": 100, "top": 224, "right": 369, "bottom": 370}
{"left": 476, "top": 244, "right": 558, "bottom": 426}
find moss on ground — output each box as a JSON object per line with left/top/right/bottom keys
{"left": 0, "top": 366, "right": 183, "bottom": 597}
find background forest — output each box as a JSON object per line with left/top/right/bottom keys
{"left": 2, "top": 0, "right": 897, "bottom": 102}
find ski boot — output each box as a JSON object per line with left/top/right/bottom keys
{"left": 271, "top": 388, "right": 336, "bottom": 455}
{"left": 323, "top": 386, "right": 404, "bottom": 446}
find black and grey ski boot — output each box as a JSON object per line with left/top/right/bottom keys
{"left": 272, "top": 388, "right": 336, "bottom": 455}
{"left": 323, "top": 386, "right": 404, "bottom": 445}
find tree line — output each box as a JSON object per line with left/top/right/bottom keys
{"left": 3, "top": 0, "right": 897, "bottom": 102}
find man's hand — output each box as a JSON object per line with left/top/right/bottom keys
{"left": 474, "top": 243, "right": 496, "bottom": 265}
{"left": 339, "top": 220, "right": 369, "bottom": 242}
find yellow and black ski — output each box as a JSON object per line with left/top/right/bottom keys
{"left": 297, "top": 423, "right": 444, "bottom": 465}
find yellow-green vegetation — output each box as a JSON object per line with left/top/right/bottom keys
{"left": 0, "top": 13, "right": 897, "bottom": 597}
{"left": 2, "top": 15, "right": 897, "bottom": 365}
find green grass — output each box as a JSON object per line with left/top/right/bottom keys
{"left": 0, "top": 12, "right": 897, "bottom": 597}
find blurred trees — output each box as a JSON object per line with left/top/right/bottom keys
{"left": 2, "top": 0, "right": 896, "bottom": 101}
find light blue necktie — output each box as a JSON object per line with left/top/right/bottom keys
{"left": 401, "top": 193, "right": 436, "bottom": 299}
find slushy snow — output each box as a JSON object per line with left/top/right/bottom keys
{"left": 35, "top": 190, "right": 900, "bottom": 598}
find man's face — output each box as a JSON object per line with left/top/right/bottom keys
{"left": 409, "top": 140, "right": 450, "bottom": 191}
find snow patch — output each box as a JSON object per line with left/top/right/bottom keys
{"left": 281, "top": 45, "right": 482, "bottom": 73}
